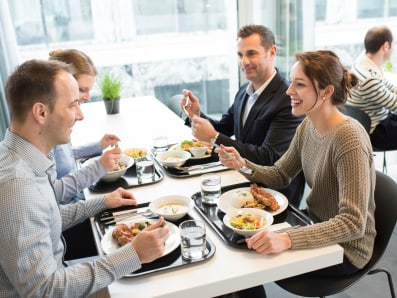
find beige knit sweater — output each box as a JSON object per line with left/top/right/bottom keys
{"left": 245, "top": 117, "right": 376, "bottom": 269}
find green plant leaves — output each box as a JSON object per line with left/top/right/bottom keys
{"left": 99, "top": 73, "right": 122, "bottom": 100}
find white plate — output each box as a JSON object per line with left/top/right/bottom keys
{"left": 217, "top": 186, "right": 288, "bottom": 216}
{"left": 169, "top": 144, "right": 211, "bottom": 160}
{"left": 189, "top": 154, "right": 211, "bottom": 160}
{"left": 101, "top": 219, "right": 180, "bottom": 255}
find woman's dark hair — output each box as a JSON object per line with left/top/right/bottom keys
{"left": 295, "top": 50, "right": 358, "bottom": 105}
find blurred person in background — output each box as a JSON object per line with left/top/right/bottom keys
{"left": 348, "top": 25, "right": 397, "bottom": 150}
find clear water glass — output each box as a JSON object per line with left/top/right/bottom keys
{"left": 179, "top": 219, "right": 206, "bottom": 261}
{"left": 136, "top": 156, "right": 155, "bottom": 183}
{"left": 200, "top": 174, "right": 221, "bottom": 205}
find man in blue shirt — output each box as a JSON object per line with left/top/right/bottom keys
{"left": 0, "top": 59, "right": 169, "bottom": 297}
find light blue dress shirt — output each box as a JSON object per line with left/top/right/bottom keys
{"left": 51, "top": 142, "right": 106, "bottom": 204}
{"left": 53, "top": 142, "right": 102, "bottom": 179}
{"left": 0, "top": 129, "right": 141, "bottom": 297}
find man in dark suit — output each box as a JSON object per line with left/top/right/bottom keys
{"left": 181, "top": 24, "right": 305, "bottom": 209}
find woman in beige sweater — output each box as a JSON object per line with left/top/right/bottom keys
{"left": 219, "top": 50, "right": 376, "bottom": 278}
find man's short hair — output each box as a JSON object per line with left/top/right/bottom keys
{"left": 5, "top": 59, "right": 73, "bottom": 123}
{"left": 238, "top": 24, "right": 276, "bottom": 50}
{"left": 364, "top": 26, "right": 393, "bottom": 54}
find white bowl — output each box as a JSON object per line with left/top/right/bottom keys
{"left": 149, "top": 195, "right": 194, "bottom": 221}
{"left": 189, "top": 146, "right": 208, "bottom": 157}
{"left": 101, "top": 154, "right": 134, "bottom": 182}
{"left": 223, "top": 208, "right": 273, "bottom": 237}
{"left": 156, "top": 150, "right": 191, "bottom": 168}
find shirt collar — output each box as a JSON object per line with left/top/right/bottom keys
{"left": 2, "top": 129, "right": 55, "bottom": 175}
{"left": 358, "top": 51, "right": 383, "bottom": 76}
{"left": 245, "top": 69, "right": 277, "bottom": 97}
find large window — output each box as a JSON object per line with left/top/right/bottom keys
{"left": 7, "top": 0, "right": 237, "bottom": 116}
{"left": 9, "top": 0, "right": 93, "bottom": 45}
{"left": 314, "top": 0, "right": 397, "bottom": 68}
{"left": 357, "top": 1, "right": 384, "bottom": 18}
{"left": 4, "top": 0, "right": 397, "bottom": 116}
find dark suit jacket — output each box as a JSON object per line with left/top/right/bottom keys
{"left": 188, "top": 71, "right": 306, "bottom": 206}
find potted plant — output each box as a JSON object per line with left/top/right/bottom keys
{"left": 98, "top": 72, "right": 122, "bottom": 114}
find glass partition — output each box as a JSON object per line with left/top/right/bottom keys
{"left": 4, "top": 0, "right": 397, "bottom": 115}
{"left": 7, "top": 0, "right": 238, "bottom": 116}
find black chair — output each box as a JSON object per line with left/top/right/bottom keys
{"left": 275, "top": 171, "right": 397, "bottom": 298}
{"left": 340, "top": 105, "right": 389, "bottom": 173}
{"left": 340, "top": 105, "right": 371, "bottom": 132}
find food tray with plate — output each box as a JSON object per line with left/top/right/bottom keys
{"left": 86, "top": 163, "right": 164, "bottom": 193}
{"left": 191, "top": 182, "right": 313, "bottom": 249}
{"left": 151, "top": 145, "right": 228, "bottom": 178}
{"left": 93, "top": 203, "right": 216, "bottom": 278}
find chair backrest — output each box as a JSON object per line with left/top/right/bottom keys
{"left": 372, "top": 171, "right": 397, "bottom": 261}
{"left": 340, "top": 105, "right": 371, "bottom": 133}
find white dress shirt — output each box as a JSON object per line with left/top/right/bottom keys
{"left": 242, "top": 70, "right": 277, "bottom": 126}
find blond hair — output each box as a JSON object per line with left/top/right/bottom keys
{"left": 49, "top": 48, "right": 97, "bottom": 78}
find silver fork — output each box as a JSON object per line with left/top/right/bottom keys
{"left": 103, "top": 209, "right": 156, "bottom": 225}
{"left": 182, "top": 95, "right": 190, "bottom": 116}
{"left": 212, "top": 143, "right": 252, "bottom": 174}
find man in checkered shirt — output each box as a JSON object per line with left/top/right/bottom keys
{"left": 0, "top": 59, "right": 169, "bottom": 297}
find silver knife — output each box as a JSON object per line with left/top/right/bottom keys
{"left": 178, "top": 161, "right": 222, "bottom": 172}
{"left": 100, "top": 207, "right": 148, "bottom": 221}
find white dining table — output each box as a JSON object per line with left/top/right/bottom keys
{"left": 72, "top": 97, "right": 343, "bottom": 298}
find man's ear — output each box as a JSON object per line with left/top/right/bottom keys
{"left": 383, "top": 41, "right": 391, "bottom": 51}
{"left": 31, "top": 102, "right": 48, "bottom": 124}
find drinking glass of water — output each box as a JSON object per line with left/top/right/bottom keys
{"left": 200, "top": 174, "right": 221, "bottom": 205}
{"left": 179, "top": 219, "right": 206, "bottom": 261}
{"left": 153, "top": 135, "right": 168, "bottom": 152}
{"left": 135, "top": 156, "right": 155, "bottom": 183}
